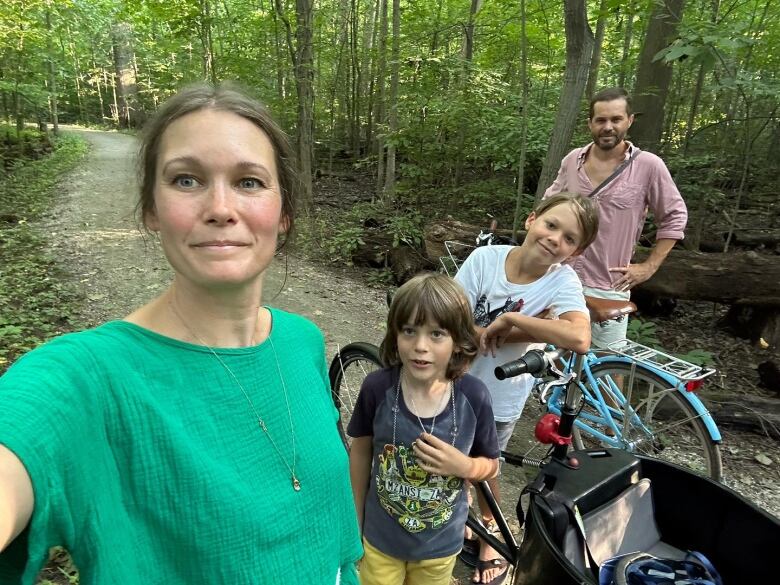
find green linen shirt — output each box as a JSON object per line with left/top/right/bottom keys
{"left": 0, "top": 308, "right": 362, "bottom": 584}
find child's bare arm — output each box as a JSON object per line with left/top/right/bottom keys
{"left": 0, "top": 444, "right": 33, "bottom": 552}
{"left": 481, "top": 310, "right": 590, "bottom": 354}
{"left": 348, "top": 436, "right": 373, "bottom": 532}
{"left": 412, "top": 433, "right": 498, "bottom": 481}
{"left": 471, "top": 309, "right": 554, "bottom": 345}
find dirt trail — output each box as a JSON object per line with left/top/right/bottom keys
{"left": 42, "top": 128, "right": 388, "bottom": 357}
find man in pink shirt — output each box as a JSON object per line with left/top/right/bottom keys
{"left": 544, "top": 87, "right": 688, "bottom": 347}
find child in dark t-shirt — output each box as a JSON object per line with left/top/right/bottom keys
{"left": 348, "top": 273, "right": 500, "bottom": 585}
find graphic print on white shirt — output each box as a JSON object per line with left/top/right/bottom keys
{"left": 473, "top": 295, "right": 524, "bottom": 327}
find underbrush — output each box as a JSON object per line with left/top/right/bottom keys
{"left": 0, "top": 133, "right": 89, "bottom": 371}
{"left": 1, "top": 125, "right": 54, "bottom": 170}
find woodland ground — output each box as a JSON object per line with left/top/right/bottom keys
{"left": 27, "top": 128, "right": 779, "bottom": 584}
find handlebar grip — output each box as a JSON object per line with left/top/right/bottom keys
{"left": 494, "top": 349, "right": 547, "bottom": 380}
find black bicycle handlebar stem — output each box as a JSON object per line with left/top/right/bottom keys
{"left": 495, "top": 348, "right": 579, "bottom": 465}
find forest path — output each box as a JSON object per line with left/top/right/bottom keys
{"left": 41, "top": 127, "right": 388, "bottom": 356}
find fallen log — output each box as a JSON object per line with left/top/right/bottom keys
{"left": 633, "top": 248, "right": 780, "bottom": 307}
{"left": 425, "top": 221, "right": 780, "bottom": 307}
{"left": 706, "top": 392, "right": 780, "bottom": 440}
{"left": 350, "top": 228, "right": 432, "bottom": 283}
{"left": 423, "top": 219, "right": 518, "bottom": 263}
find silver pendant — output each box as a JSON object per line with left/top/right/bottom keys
{"left": 292, "top": 476, "right": 301, "bottom": 491}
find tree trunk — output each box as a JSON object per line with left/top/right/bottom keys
{"left": 350, "top": 0, "right": 361, "bottom": 157}
{"left": 361, "top": 0, "right": 377, "bottom": 153}
{"left": 630, "top": 0, "right": 686, "bottom": 152}
{"left": 512, "top": 0, "right": 529, "bottom": 238}
{"left": 707, "top": 391, "right": 780, "bottom": 439}
{"left": 271, "top": 8, "right": 286, "bottom": 102}
{"left": 274, "top": 0, "right": 315, "bottom": 212}
{"left": 382, "top": 0, "right": 400, "bottom": 199}
{"left": 585, "top": 0, "right": 608, "bottom": 99}
{"left": 374, "top": 0, "right": 388, "bottom": 197}
{"left": 632, "top": 248, "right": 780, "bottom": 307}
{"left": 93, "top": 57, "right": 106, "bottom": 122}
{"left": 363, "top": 0, "right": 381, "bottom": 154}
{"left": 45, "top": 6, "right": 59, "bottom": 134}
{"left": 327, "top": 0, "right": 350, "bottom": 173}
{"left": 199, "top": 0, "right": 218, "bottom": 83}
{"left": 618, "top": 5, "right": 635, "bottom": 89}
{"left": 294, "top": 0, "right": 315, "bottom": 213}
{"left": 453, "top": 0, "right": 484, "bottom": 187}
{"left": 423, "top": 221, "right": 780, "bottom": 308}
{"left": 534, "top": 0, "right": 594, "bottom": 200}
{"left": 111, "top": 22, "right": 138, "bottom": 129}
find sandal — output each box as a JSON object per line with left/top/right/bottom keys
{"left": 473, "top": 558, "right": 509, "bottom": 585}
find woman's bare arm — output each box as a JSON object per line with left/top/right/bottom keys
{"left": 0, "top": 444, "right": 33, "bottom": 552}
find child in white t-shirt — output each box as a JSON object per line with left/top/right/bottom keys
{"left": 454, "top": 192, "right": 599, "bottom": 585}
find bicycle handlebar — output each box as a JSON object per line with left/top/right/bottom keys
{"left": 494, "top": 348, "right": 566, "bottom": 380}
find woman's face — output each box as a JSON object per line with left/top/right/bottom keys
{"left": 146, "top": 109, "right": 286, "bottom": 292}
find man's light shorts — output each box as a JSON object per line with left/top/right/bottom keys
{"left": 583, "top": 286, "right": 631, "bottom": 349}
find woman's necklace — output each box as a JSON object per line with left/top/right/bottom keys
{"left": 169, "top": 302, "right": 301, "bottom": 492}
{"left": 392, "top": 367, "right": 457, "bottom": 448}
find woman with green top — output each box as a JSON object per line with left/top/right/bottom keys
{"left": 0, "top": 82, "right": 362, "bottom": 584}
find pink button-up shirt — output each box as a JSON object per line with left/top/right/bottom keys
{"left": 543, "top": 142, "right": 688, "bottom": 290}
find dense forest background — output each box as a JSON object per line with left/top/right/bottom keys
{"left": 4, "top": 0, "right": 778, "bottom": 229}
{"left": 2, "top": 0, "right": 780, "bottom": 338}
{"left": 2, "top": 3, "right": 780, "bottom": 581}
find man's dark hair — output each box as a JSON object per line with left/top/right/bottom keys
{"left": 589, "top": 87, "right": 632, "bottom": 119}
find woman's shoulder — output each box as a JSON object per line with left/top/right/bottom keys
{"left": 0, "top": 322, "right": 143, "bottom": 393}
{"left": 10, "top": 322, "right": 142, "bottom": 363}
{"left": 268, "top": 307, "right": 323, "bottom": 340}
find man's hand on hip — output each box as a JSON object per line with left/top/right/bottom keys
{"left": 609, "top": 262, "right": 657, "bottom": 292}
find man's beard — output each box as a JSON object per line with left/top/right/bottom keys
{"left": 593, "top": 131, "right": 625, "bottom": 151}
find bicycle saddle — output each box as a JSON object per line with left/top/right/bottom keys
{"left": 585, "top": 296, "right": 637, "bottom": 324}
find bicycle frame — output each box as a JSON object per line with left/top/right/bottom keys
{"left": 545, "top": 351, "right": 721, "bottom": 446}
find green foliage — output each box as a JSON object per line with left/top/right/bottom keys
{"left": 365, "top": 268, "right": 395, "bottom": 288}
{"left": 385, "top": 209, "right": 424, "bottom": 248}
{"left": 323, "top": 201, "right": 424, "bottom": 267}
{"left": 0, "top": 133, "right": 89, "bottom": 371}
{"left": 674, "top": 348, "right": 715, "bottom": 367}
{"left": 626, "top": 317, "right": 661, "bottom": 348}
{"left": 325, "top": 225, "right": 365, "bottom": 263}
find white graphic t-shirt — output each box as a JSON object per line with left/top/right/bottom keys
{"left": 455, "top": 245, "right": 588, "bottom": 421}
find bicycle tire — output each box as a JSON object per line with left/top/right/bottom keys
{"left": 572, "top": 360, "right": 723, "bottom": 481}
{"left": 328, "top": 342, "right": 383, "bottom": 449}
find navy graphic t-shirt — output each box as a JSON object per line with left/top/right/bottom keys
{"left": 347, "top": 366, "right": 499, "bottom": 561}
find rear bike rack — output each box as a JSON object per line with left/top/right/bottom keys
{"left": 605, "top": 339, "right": 716, "bottom": 382}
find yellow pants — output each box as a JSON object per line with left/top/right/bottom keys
{"left": 359, "top": 538, "right": 457, "bottom": 585}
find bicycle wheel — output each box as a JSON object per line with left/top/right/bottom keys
{"left": 328, "top": 342, "right": 383, "bottom": 449}
{"left": 572, "top": 360, "right": 723, "bottom": 481}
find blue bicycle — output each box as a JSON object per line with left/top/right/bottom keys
{"left": 329, "top": 231, "right": 723, "bottom": 481}
{"left": 534, "top": 330, "right": 722, "bottom": 481}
